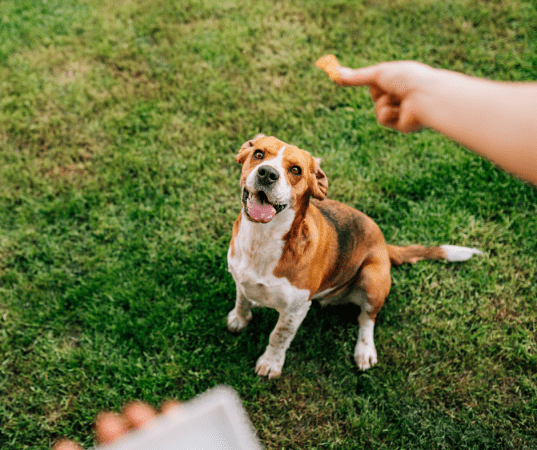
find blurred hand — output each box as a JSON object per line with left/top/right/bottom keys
{"left": 54, "top": 401, "right": 180, "bottom": 450}
{"left": 337, "top": 61, "right": 438, "bottom": 133}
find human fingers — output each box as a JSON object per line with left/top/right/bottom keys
{"left": 122, "top": 402, "right": 158, "bottom": 430}
{"left": 95, "top": 411, "right": 129, "bottom": 444}
{"left": 373, "top": 93, "right": 399, "bottom": 124}
{"left": 396, "top": 102, "right": 424, "bottom": 133}
{"left": 94, "top": 400, "right": 179, "bottom": 445}
{"left": 372, "top": 92, "right": 425, "bottom": 132}
{"left": 375, "top": 100, "right": 423, "bottom": 133}
{"left": 340, "top": 61, "right": 434, "bottom": 98}
{"left": 53, "top": 440, "right": 83, "bottom": 450}
{"left": 160, "top": 400, "right": 182, "bottom": 414}
{"left": 370, "top": 84, "right": 384, "bottom": 101}
{"left": 339, "top": 64, "right": 407, "bottom": 104}
{"left": 336, "top": 65, "right": 383, "bottom": 87}
{"left": 375, "top": 93, "right": 400, "bottom": 113}
{"left": 377, "top": 104, "right": 401, "bottom": 128}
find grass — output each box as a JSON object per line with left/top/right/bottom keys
{"left": 0, "top": 0, "right": 536, "bottom": 448}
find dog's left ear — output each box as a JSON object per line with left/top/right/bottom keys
{"left": 311, "top": 157, "right": 328, "bottom": 200}
{"left": 235, "top": 134, "right": 266, "bottom": 164}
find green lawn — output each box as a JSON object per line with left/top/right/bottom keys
{"left": 1, "top": 0, "right": 536, "bottom": 448}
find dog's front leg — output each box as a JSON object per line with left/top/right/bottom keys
{"left": 227, "top": 289, "right": 253, "bottom": 333}
{"left": 255, "top": 299, "right": 311, "bottom": 379}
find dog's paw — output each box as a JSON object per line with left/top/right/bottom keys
{"left": 227, "top": 308, "right": 252, "bottom": 333}
{"left": 255, "top": 351, "right": 283, "bottom": 379}
{"left": 354, "top": 342, "right": 377, "bottom": 371}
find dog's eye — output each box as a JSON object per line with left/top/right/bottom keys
{"left": 290, "top": 166, "right": 302, "bottom": 175}
{"left": 253, "top": 150, "right": 264, "bottom": 160}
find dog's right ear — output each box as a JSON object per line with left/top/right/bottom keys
{"left": 235, "top": 134, "right": 266, "bottom": 164}
{"left": 311, "top": 157, "right": 328, "bottom": 200}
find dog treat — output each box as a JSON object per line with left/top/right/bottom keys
{"left": 315, "top": 54, "right": 341, "bottom": 83}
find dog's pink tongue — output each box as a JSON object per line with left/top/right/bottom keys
{"left": 247, "top": 196, "right": 276, "bottom": 223}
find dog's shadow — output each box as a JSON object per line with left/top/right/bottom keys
{"left": 250, "top": 300, "right": 361, "bottom": 333}
{"left": 259, "top": 301, "right": 364, "bottom": 360}
{"left": 308, "top": 301, "right": 362, "bottom": 330}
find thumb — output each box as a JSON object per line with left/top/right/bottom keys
{"left": 53, "top": 441, "right": 83, "bottom": 450}
{"left": 336, "top": 65, "right": 381, "bottom": 86}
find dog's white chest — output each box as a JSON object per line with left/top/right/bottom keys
{"left": 228, "top": 212, "right": 310, "bottom": 311}
{"left": 233, "top": 270, "right": 293, "bottom": 310}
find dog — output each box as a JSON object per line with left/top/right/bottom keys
{"left": 227, "top": 134, "right": 482, "bottom": 378}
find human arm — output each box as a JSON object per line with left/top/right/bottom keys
{"left": 336, "top": 61, "right": 537, "bottom": 185}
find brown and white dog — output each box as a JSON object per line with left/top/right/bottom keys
{"left": 227, "top": 135, "right": 482, "bottom": 379}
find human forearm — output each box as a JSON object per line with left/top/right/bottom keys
{"left": 335, "top": 60, "right": 537, "bottom": 185}
{"left": 415, "top": 69, "right": 537, "bottom": 184}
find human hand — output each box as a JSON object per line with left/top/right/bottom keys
{"left": 336, "top": 61, "right": 439, "bottom": 133}
{"left": 54, "top": 401, "right": 180, "bottom": 450}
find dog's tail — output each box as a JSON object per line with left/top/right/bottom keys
{"left": 387, "top": 244, "right": 483, "bottom": 266}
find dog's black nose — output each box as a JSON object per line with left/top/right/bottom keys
{"left": 257, "top": 165, "right": 280, "bottom": 185}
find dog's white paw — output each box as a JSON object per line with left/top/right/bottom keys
{"left": 227, "top": 308, "right": 252, "bottom": 333}
{"left": 354, "top": 341, "right": 378, "bottom": 371}
{"left": 255, "top": 351, "right": 284, "bottom": 379}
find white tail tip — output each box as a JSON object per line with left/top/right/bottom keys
{"left": 440, "top": 245, "right": 484, "bottom": 262}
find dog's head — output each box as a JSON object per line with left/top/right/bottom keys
{"left": 235, "top": 134, "right": 328, "bottom": 223}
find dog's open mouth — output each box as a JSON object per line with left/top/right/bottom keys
{"left": 242, "top": 188, "right": 287, "bottom": 223}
